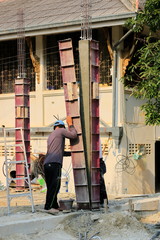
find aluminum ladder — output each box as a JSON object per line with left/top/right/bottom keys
{"left": 3, "top": 127, "right": 34, "bottom": 214}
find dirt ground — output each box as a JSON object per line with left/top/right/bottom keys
{"left": 0, "top": 186, "right": 160, "bottom": 240}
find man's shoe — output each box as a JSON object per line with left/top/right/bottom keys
{"left": 47, "top": 208, "right": 59, "bottom": 214}
{"left": 57, "top": 207, "right": 63, "bottom": 211}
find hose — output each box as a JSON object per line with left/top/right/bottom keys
{"left": 150, "top": 231, "right": 160, "bottom": 240}
{"left": 89, "top": 232, "right": 101, "bottom": 240}
{"left": 89, "top": 237, "right": 102, "bottom": 240}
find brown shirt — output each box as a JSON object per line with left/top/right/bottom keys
{"left": 44, "top": 126, "right": 77, "bottom": 166}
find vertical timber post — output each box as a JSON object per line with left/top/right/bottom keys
{"left": 79, "top": 39, "right": 100, "bottom": 209}
{"left": 79, "top": 40, "right": 91, "bottom": 207}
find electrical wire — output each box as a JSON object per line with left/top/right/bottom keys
{"left": 2, "top": 161, "right": 6, "bottom": 177}
{"left": 0, "top": 44, "right": 59, "bottom": 62}
{"left": 89, "top": 237, "right": 102, "bottom": 240}
{"left": 0, "top": 50, "right": 59, "bottom": 67}
{"left": 0, "top": 40, "right": 80, "bottom": 66}
{"left": 150, "top": 231, "right": 160, "bottom": 240}
{"left": 115, "top": 154, "right": 137, "bottom": 175}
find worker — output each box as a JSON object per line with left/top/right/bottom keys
{"left": 99, "top": 140, "right": 108, "bottom": 207}
{"left": 43, "top": 116, "right": 77, "bottom": 214}
{"left": 100, "top": 157, "right": 108, "bottom": 207}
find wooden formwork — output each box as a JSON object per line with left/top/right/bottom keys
{"left": 15, "top": 78, "right": 30, "bottom": 188}
{"left": 59, "top": 39, "right": 90, "bottom": 209}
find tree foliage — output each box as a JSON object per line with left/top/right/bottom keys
{"left": 123, "top": 0, "right": 160, "bottom": 125}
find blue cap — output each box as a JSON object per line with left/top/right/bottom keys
{"left": 53, "top": 120, "right": 65, "bottom": 128}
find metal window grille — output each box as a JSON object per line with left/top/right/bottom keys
{"left": 100, "top": 58, "right": 112, "bottom": 86}
{"left": 128, "top": 143, "right": 151, "bottom": 155}
{"left": 46, "top": 60, "right": 63, "bottom": 90}
{"left": 0, "top": 144, "right": 32, "bottom": 157}
{"left": 46, "top": 56, "right": 112, "bottom": 89}
{"left": 101, "top": 143, "right": 109, "bottom": 155}
{"left": 46, "top": 33, "right": 112, "bottom": 90}
{"left": 0, "top": 40, "right": 35, "bottom": 94}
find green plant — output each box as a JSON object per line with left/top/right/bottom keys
{"left": 123, "top": 0, "right": 160, "bottom": 125}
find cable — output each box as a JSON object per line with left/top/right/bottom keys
{"left": 150, "top": 231, "right": 160, "bottom": 240}
{"left": 115, "top": 154, "right": 137, "bottom": 175}
{"left": 89, "top": 237, "right": 102, "bottom": 240}
{"left": 0, "top": 44, "right": 59, "bottom": 62}
{"left": 0, "top": 50, "right": 61, "bottom": 67}
{"left": 2, "top": 161, "right": 6, "bottom": 177}
{"left": 89, "top": 232, "right": 101, "bottom": 240}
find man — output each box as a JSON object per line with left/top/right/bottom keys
{"left": 99, "top": 140, "right": 108, "bottom": 207}
{"left": 44, "top": 116, "right": 77, "bottom": 214}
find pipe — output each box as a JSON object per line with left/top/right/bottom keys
{"left": 112, "top": 29, "right": 133, "bottom": 128}
{"left": 112, "top": 49, "right": 118, "bottom": 127}
{"left": 113, "top": 29, "right": 133, "bottom": 50}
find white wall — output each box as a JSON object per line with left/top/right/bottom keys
{"left": 0, "top": 85, "right": 159, "bottom": 195}
{"left": 0, "top": 31, "right": 160, "bottom": 195}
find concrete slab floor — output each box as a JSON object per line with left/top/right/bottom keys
{"left": 1, "top": 189, "right": 160, "bottom": 240}
{"left": 0, "top": 210, "right": 77, "bottom": 239}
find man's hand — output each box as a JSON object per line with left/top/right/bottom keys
{"left": 66, "top": 116, "right": 73, "bottom": 126}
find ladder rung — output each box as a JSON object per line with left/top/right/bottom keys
{"left": 4, "top": 127, "right": 34, "bottom": 214}
{"left": 71, "top": 150, "right": 84, "bottom": 153}
{"left": 5, "top": 144, "right": 24, "bottom": 147}
{"left": 9, "top": 193, "right": 32, "bottom": 198}
{"left": 75, "top": 184, "right": 88, "bottom": 187}
{"left": 8, "top": 177, "right": 29, "bottom": 181}
{"left": 73, "top": 167, "right": 86, "bottom": 170}
{"left": 5, "top": 160, "right": 27, "bottom": 164}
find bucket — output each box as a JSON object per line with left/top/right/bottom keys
{"left": 59, "top": 199, "right": 74, "bottom": 210}
{"left": 60, "top": 176, "right": 68, "bottom": 193}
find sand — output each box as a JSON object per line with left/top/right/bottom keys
{"left": 0, "top": 188, "right": 159, "bottom": 240}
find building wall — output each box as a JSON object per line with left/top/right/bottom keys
{"left": 0, "top": 28, "right": 160, "bottom": 196}
{"left": 0, "top": 80, "right": 159, "bottom": 195}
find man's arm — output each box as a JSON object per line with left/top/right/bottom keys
{"left": 66, "top": 116, "right": 73, "bottom": 127}
{"left": 62, "top": 116, "right": 77, "bottom": 139}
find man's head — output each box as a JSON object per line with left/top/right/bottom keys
{"left": 53, "top": 120, "right": 65, "bottom": 130}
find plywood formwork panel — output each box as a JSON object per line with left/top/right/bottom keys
{"left": 90, "top": 40, "right": 100, "bottom": 209}
{"left": 59, "top": 39, "right": 90, "bottom": 209}
{"left": 15, "top": 78, "right": 30, "bottom": 188}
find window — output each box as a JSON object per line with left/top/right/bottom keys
{"left": 45, "top": 30, "right": 112, "bottom": 90}
{"left": 0, "top": 39, "right": 35, "bottom": 94}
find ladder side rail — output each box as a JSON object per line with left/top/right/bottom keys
{"left": 20, "top": 128, "right": 34, "bottom": 213}
{"left": 3, "top": 127, "right": 34, "bottom": 214}
{"left": 3, "top": 128, "right": 11, "bottom": 214}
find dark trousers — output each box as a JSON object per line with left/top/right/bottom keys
{"left": 44, "top": 162, "right": 61, "bottom": 210}
{"left": 100, "top": 172, "right": 108, "bottom": 205}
